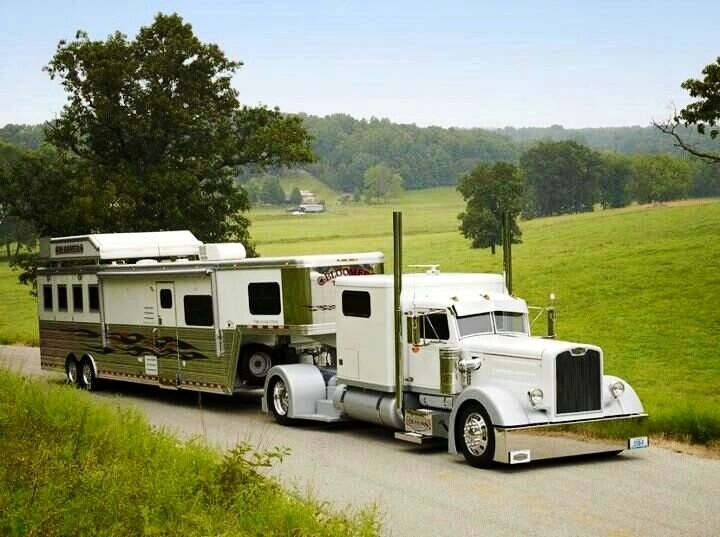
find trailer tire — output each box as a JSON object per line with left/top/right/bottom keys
{"left": 239, "top": 345, "right": 275, "bottom": 386}
{"left": 267, "top": 376, "right": 295, "bottom": 426}
{"left": 80, "top": 358, "right": 99, "bottom": 392}
{"left": 456, "top": 401, "right": 495, "bottom": 468}
{"left": 65, "top": 356, "right": 80, "bottom": 387}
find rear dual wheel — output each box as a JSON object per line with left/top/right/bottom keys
{"left": 65, "top": 356, "right": 99, "bottom": 391}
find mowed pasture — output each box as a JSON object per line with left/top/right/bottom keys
{"left": 1, "top": 189, "right": 719, "bottom": 442}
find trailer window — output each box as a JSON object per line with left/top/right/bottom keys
{"left": 72, "top": 285, "right": 83, "bottom": 312}
{"left": 159, "top": 289, "right": 173, "bottom": 309}
{"left": 42, "top": 285, "right": 53, "bottom": 311}
{"left": 342, "top": 290, "right": 371, "bottom": 318}
{"left": 420, "top": 313, "right": 450, "bottom": 341}
{"left": 248, "top": 282, "right": 281, "bottom": 315}
{"left": 184, "top": 295, "right": 214, "bottom": 327}
{"left": 57, "top": 285, "right": 68, "bottom": 311}
{"left": 88, "top": 285, "right": 100, "bottom": 312}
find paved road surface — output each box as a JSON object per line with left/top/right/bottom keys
{"left": 2, "top": 345, "right": 719, "bottom": 537}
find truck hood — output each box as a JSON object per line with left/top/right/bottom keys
{"left": 459, "top": 334, "right": 600, "bottom": 360}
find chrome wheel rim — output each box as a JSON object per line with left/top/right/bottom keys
{"left": 249, "top": 352, "right": 271, "bottom": 377}
{"left": 463, "top": 412, "right": 489, "bottom": 456}
{"left": 67, "top": 362, "right": 78, "bottom": 384}
{"left": 82, "top": 363, "right": 93, "bottom": 386}
{"left": 272, "top": 380, "right": 289, "bottom": 416}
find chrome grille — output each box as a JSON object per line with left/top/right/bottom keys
{"left": 555, "top": 350, "right": 601, "bottom": 414}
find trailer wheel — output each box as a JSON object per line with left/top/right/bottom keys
{"left": 456, "top": 402, "right": 495, "bottom": 468}
{"left": 239, "top": 345, "right": 274, "bottom": 386}
{"left": 267, "top": 376, "right": 294, "bottom": 426}
{"left": 65, "top": 356, "right": 80, "bottom": 387}
{"left": 80, "top": 358, "right": 99, "bottom": 392}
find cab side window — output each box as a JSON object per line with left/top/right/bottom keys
{"left": 420, "top": 313, "right": 449, "bottom": 341}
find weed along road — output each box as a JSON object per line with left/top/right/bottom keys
{"left": 3, "top": 346, "right": 719, "bottom": 537}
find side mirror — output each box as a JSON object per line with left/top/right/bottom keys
{"left": 406, "top": 316, "right": 420, "bottom": 345}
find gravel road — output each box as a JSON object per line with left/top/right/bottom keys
{"left": 2, "top": 345, "right": 719, "bottom": 537}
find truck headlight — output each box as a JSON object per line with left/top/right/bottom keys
{"left": 609, "top": 381, "right": 625, "bottom": 399}
{"left": 528, "top": 388, "right": 544, "bottom": 407}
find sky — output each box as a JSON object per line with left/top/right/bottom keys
{"left": 0, "top": 0, "right": 718, "bottom": 129}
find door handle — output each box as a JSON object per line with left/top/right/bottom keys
{"left": 152, "top": 328, "right": 158, "bottom": 335}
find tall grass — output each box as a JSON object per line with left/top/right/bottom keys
{"left": 0, "top": 370, "right": 379, "bottom": 536}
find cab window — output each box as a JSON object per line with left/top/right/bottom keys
{"left": 420, "top": 312, "right": 449, "bottom": 341}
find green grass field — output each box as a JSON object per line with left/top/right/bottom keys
{"left": 2, "top": 190, "right": 719, "bottom": 442}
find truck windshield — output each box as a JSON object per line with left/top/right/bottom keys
{"left": 494, "top": 311, "right": 527, "bottom": 334}
{"left": 456, "top": 313, "right": 493, "bottom": 338}
{"left": 456, "top": 311, "right": 528, "bottom": 338}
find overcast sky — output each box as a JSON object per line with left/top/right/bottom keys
{"left": 1, "top": 0, "right": 718, "bottom": 129}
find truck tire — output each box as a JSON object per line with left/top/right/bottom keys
{"left": 239, "top": 345, "right": 274, "bottom": 386}
{"left": 267, "top": 376, "right": 295, "bottom": 426}
{"left": 80, "top": 358, "right": 99, "bottom": 392}
{"left": 65, "top": 356, "right": 80, "bottom": 387}
{"left": 456, "top": 401, "right": 496, "bottom": 468}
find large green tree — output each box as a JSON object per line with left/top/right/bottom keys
{"left": 597, "top": 153, "right": 633, "bottom": 209}
{"left": 520, "top": 140, "right": 601, "bottom": 217}
{"left": 457, "top": 162, "right": 522, "bottom": 255}
{"left": 30, "top": 13, "right": 312, "bottom": 248}
{"left": 361, "top": 163, "right": 403, "bottom": 203}
{"left": 629, "top": 154, "right": 691, "bottom": 203}
{"left": 655, "top": 56, "right": 720, "bottom": 162}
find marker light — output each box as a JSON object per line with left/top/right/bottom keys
{"left": 528, "top": 388, "right": 544, "bottom": 407}
{"left": 610, "top": 381, "right": 625, "bottom": 399}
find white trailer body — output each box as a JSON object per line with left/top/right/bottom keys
{"left": 37, "top": 231, "right": 383, "bottom": 392}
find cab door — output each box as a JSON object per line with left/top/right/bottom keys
{"left": 407, "top": 311, "right": 450, "bottom": 390}
{"left": 155, "top": 282, "right": 179, "bottom": 387}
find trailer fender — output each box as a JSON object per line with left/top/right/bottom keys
{"left": 262, "top": 364, "right": 326, "bottom": 418}
{"left": 602, "top": 375, "right": 645, "bottom": 415}
{"left": 447, "top": 386, "right": 529, "bottom": 454}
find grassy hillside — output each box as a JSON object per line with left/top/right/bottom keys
{"left": 2, "top": 192, "right": 719, "bottom": 442}
{"left": 0, "top": 261, "right": 37, "bottom": 345}
{"left": 0, "top": 369, "right": 378, "bottom": 536}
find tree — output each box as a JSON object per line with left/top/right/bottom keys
{"left": 655, "top": 57, "right": 720, "bottom": 162}
{"left": 361, "top": 164, "right": 403, "bottom": 203}
{"left": 597, "top": 153, "right": 633, "bottom": 209}
{"left": 288, "top": 187, "right": 303, "bottom": 205}
{"left": 629, "top": 155, "right": 691, "bottom": 203}
{"left": 259, "top": 177, "right": 286, "bottom": 205}
{"left": 457, "top": 162, "right": 523, "bottom": 255}
{"left": 35, "top": 13, "right": 313, "bottom": 250}
{"left": 520, "top": 140, "right": 601, "bottom": 217}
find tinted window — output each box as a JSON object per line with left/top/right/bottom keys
{"left": 72, "top": 285, "right": 83, "bottom": 312}
{"left": 88, "top": 285, "right": 100, "bottom": 312}
{"left": 159, "top": 289, "right": 173, "bottom": 309}
{"left": 57, "top": 285, "right": 68, "bottom": 311}
{"left": 494, "top": 311, "right": 526, "bottom": 334}
{"left": 43, "top": 285, "right": 53, "bottom": 311}
{"left": 248, "top": 282, "right": 281, "bottom": 315}
{"left": 342, "top": 290, "right": 371, "bottom": 318}
{"left": 420, "top": 313, "right": 449, "bottom": 340}
{"left": 184, "top": 295, "right": 214, "bottom": 326}
{"left": 457, "top": 313, "right": 493, "bottom": 338}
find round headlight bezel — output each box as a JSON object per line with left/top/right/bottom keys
{"left": 610, "top": 380, "right": 625, "bottom": 399}
{"left": 528, "top": 387, "right": 544, "bottom": 407}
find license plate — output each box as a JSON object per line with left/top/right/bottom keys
{"left": 628, "top": 436, "right": 649, "bottom": 449}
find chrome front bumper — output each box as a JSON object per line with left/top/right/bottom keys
{"left": 493, "top": 414, "right": 649, "bottom": 464}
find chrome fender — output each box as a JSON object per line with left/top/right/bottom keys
{"left": 448, "top": 385, "right": 532, "bottom": 454}
{"left": 602, "top": 374, "right": 645, "bottom": 415}
{"left": 262, "top": 364, "right": 326, "bottom": 417}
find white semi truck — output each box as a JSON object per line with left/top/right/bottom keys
{"left": 37, "top": 215, "right": 647, "bottom": 467}
{"left": 261, "top": 213, "right": 648, "bottom": 467}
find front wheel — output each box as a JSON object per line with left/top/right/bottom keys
{"left": 456, "top": 402, "right": 496, "bottom": 468}
{"left": 267, "top": 377, "right": 294, "bottom": 426}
